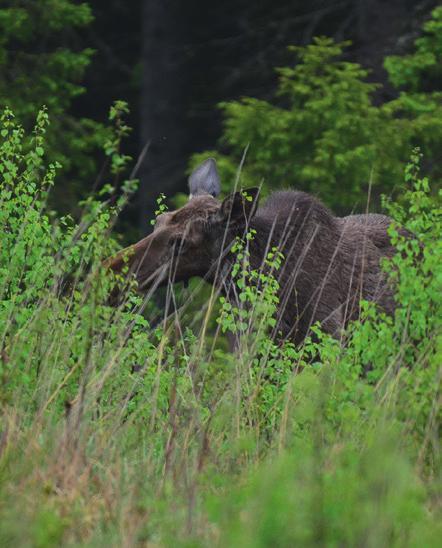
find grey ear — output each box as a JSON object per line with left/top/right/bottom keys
{"left": 188, "top": 158, "right": 221, "bottom": 198}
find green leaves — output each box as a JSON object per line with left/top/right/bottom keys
{"left": 192, "top": 13, "right": 442, "bottom": 213}
{"left": 0, "top": 1, "right": 104, "bottom": 210}
{"left": 104, "top": 100, "right": 133, "bottom": 176}
{"left": 0, "top": 106, "right": 440, "bottom": 545}
{"left": 384, "top": 6, "right": 442, "bottom": 91}
{"left": 150, "top": 193, "right": 168, "bottom": 226}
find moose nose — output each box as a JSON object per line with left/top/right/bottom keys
{"left": 103, "top": 244, "right": 137, "bottom": 273}
{"left": 104, "top": 230, "right": 167, "bottom": 281}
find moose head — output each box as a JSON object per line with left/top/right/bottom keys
{"left": 106, "top": 159, "right": 259, "bottom": 291}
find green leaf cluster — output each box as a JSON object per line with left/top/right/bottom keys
{"left": 0, "top": 1, "right": 107, "bottom": 210}
{"left": 195, "top": 8, "right": 442, "bottom": 212}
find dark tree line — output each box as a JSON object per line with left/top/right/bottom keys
{"left": 78, "top": 0, "right": 436, "bottom": 232}
{"left": 1, "top": 0, "right": 438, "bottom": 232}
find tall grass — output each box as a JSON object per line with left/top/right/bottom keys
{"left": 0, "top": 109, "right": 440, "bottom": 546}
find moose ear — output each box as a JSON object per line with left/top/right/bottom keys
{"left": 220, "top": 187, "right": 260, "bottom": 227}
{"left": 188, "top": 158, "right": 221, "bottom": 198}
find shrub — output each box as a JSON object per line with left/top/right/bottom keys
{"left": 191, "top": 7, "right": 442, "bottom": 212}
{"left": 0, "top": 0, "right": 107, "bottom": 210}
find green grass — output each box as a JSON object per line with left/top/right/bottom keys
{"left": 0, "top": 110, "right": 440, "bottom": 547}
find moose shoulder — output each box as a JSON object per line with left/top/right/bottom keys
{"left": 106, "top": 158, "right": 400, "bottom": 344}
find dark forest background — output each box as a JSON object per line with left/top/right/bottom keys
{"left": 0, "top": 0, "right": 440, "bottom": 237}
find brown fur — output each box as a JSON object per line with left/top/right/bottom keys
{"left": 107, "top": 189, "right": 400, "bottom": 344}
{"left": 241, "top": 191, "right": 397, "bottom": 343}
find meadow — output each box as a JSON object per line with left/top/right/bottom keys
{"left": 0, "top": 106, "right": 440, "bottom": 547}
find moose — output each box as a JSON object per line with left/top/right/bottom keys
{"left": 107, "top": 159, "right": 400, "bottom": 344}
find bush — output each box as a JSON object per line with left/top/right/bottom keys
{"left": 0, "top": 1, "right": 107, "bottom": 211}
{"left": 192, "top": 7, "right": 442, "bottom": 212}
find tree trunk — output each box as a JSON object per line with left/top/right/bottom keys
{"left": 139, "top": 0, "right": 186, "bottom": 233}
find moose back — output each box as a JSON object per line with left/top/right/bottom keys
{"left": 106, "top": 159, "right": 399, "bottom": 344}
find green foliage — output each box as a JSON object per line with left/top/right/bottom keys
{"left": 381, "top": 7, "right": 442, "bottom": 196}
{"left": 0, "top": 111, "right": 440, "bottom": 546}
{"left": 150, "top": 193, "right": 169, "bottom": 225}
{"left": 384, "top": 6, "right": 442, "bottom": 91}
{"left": 0, "top": 1, "right": 107, "bottom": 210}
{"left": 194, "top": 9, "right": 442, "bottom": 211}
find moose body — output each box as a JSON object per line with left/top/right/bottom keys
{"left": 107, "top": 159, "right": 399, "bottom": 344}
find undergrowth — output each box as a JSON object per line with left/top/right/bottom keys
{"left": 0, "top": 109, "right": 440, "bottom": 547}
